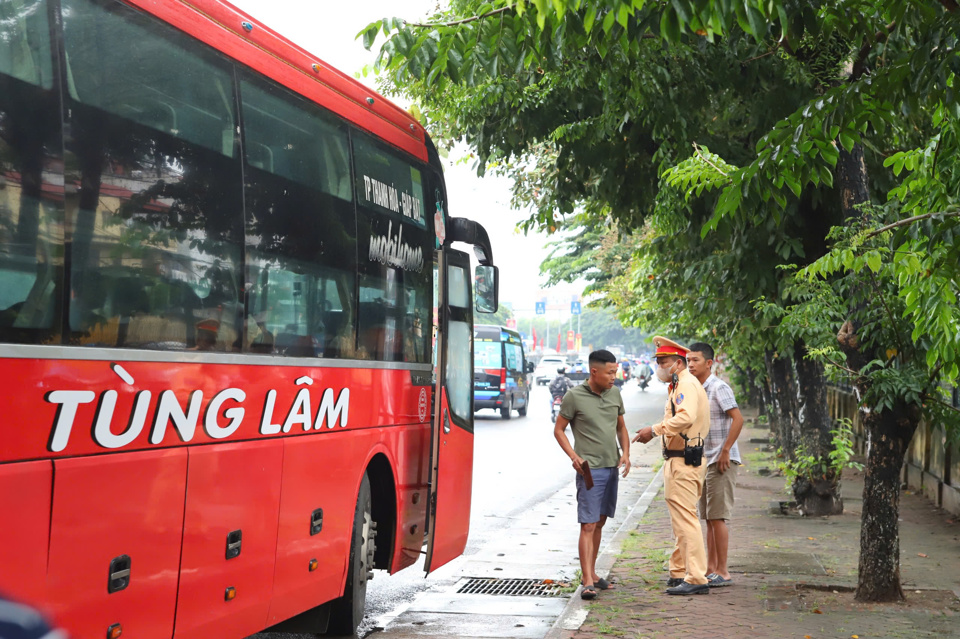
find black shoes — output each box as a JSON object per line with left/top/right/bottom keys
{"left": 666, "top": 577, "right": 684, "bottom": 587}
{"left": 666, "top": 581, "right": 710, "bottom": 595}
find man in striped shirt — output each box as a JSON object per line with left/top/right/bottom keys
{"left": 686, "top": 342, "right": 744, "bottom": 587}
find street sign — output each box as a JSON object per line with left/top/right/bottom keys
{"left": 571, "top": 301, "right": 581, "bottom": 315}
{"left": 535, "top": 301, "right": 546, "bottom": 315}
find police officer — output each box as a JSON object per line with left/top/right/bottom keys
{"left": 633, "top": 336, "right": 711, "bottom": 594}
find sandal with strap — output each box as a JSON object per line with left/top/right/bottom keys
{"left": 708, "top": 574, "right": 733, "bottom": 587}
{"left": 595, "top": 577, "right": 615, "bottom": 590}
{"left": 580, "top": 585, "right": 598, "bottom": 600}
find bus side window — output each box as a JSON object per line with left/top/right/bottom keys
{"left": 0, "top": 0, "right": 64, "bottom": 346}
{"left": 239, "top": 75, "right": 357, "bottom": 359}
{"left": 60, "top": 0, "right": 244, "bottom": 351}
{"left": 505, "top": 342, "right": 521, "bottom": 375}
{"left": 353, "top": 132, "right": 432, "bottom": 364}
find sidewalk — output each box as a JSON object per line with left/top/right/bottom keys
{"left": 548, "top": 414, "right": 960, "bottom": 639}
{"left": 375, "top": 404, "right": 666, "bottom": 638}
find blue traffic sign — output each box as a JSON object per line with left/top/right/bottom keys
{"left": 571, "top": 301, "right": 581, "bottom": 315}
{"left": 535, "top": 301, "right": 546, "bottom": 315}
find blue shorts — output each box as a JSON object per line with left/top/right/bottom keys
{"left": 575, "top": 466, "right": 619, "bottom": 524}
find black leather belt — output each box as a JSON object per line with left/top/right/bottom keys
{"left": 663, "top": 450, "right": 684, "bottom": 459}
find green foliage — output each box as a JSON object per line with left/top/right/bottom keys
{"left": 362, "top": 0, "right": 960, "bottom": 444}
{"left": 776, "top": 419, "right": 864, "bottom": 493}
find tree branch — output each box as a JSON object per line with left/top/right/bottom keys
{"left": 866, "top": 269, "right": 906, "bottom": 361}
{"left": 741, "top": 46, "right": 779, "bottom": 64}
{"left": 864, "top": 210, "right": 960, "bottom": 239}
{"left": 851, "top": 22, "right": 896, "bottom": 81}
{"left": 409, "top": 5, "right": 514, "bottom": 28}
{"left": 926, "top": 395, "right": 960, "bottom": 414}
{"left": 824, "top": 355, "right": 861, "bottom": 377}
{"left": 924, "top": 360, "right": 947, "bottom": 397}
{"left": 693, "top": 143, "right": 728, "bottom": 177}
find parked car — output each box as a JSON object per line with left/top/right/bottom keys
{"left": 533, "top": 355, "right": 568, "bottom": 386}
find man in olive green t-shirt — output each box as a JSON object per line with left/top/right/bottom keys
{"left": 553, "top": 349, "right": 631, "bottom": 600}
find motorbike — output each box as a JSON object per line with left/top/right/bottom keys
{"left": 637, "top": 374, "right": 650, "bottom": 391}
{"left": 550, "top": 394, "right": 563, "bottom": 422}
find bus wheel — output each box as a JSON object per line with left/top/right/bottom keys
{"left": 517, "top": 393, "right": 528, "bottom": 417}
{"left": 328, "top": 473, "right": 376, "bottom": 635}
{"left": 500, "top": 397, "right": 512, "bottom": 420}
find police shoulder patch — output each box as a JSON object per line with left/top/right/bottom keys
{"left": 676, "top": 393, "right": 684, "bottom": 405}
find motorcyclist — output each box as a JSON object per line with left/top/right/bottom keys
{"left": 635, "top": 361, "right": 653, "bottom": 389}
{"left": 549, "top": 367, "right": 573, "bottom": 418}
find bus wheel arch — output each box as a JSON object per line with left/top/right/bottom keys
{"left": 365, "top": 452, "right": 397, "bottom": 571}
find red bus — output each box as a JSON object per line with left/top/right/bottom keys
{"left": 0, "top": 0, "right": 499, "bottom": 636}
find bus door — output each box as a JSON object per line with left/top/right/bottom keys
{"left": 424, "top": 248, "right": 474, "bottom": 573}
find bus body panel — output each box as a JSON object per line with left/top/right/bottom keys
{"left": 390, "top": 422, "right": 431, "bottom": 572}
{"left": 0, "top": 0, "right": 490, "bottom": 633}
{"left": 0, "top": 356, "right": 430, "bottom": 463}
{"left": 173, "top": 440, "right": 283, "bottom": 639}
{"left": 267, "top": 432, "right": 359, "bottom": 625}
{"left": 120, "top": 0, "right": 428, "bottom": 163}
{"left": 0, "top": 460, "right": 52, "bottom": 610}
{"left": 46, "top": 449, "right": 188, "bottom": 639}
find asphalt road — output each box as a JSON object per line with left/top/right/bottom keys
{"left": 253, "top": 378, "right": 667, "bottom": 639}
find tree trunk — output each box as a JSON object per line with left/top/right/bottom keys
{"left": 770, "top": 352, "right": 799, "bottom": 458}
{"left": 854, "top": 400, "right": 919, "bottom": 602}
{"left": 792, "top": 341, "right": 842, "bottom": 516}
{"left": 748, "top": 368, "right": 766, "bottom": 416}
{"left": 836, "top": 142, "right": 918, "bottom": 602}
{"left": 763, "top": 350, "right": 781, "bottom": 445}
{"left": 837, "top": 144, "right": 870, "bottom": 218}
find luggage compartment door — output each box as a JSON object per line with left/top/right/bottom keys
{"left": 0, "top": 461, "right": 52, "bottom": 611}
{"left": 47, "top": 449, "right": 187, "bottom": 639}
{"left": 173, "top": 440, "right": 283, "bottom": 639}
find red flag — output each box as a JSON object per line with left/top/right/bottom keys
{"left": 556, "top": 331, "right": 562, "bottom": 353}
{"left": 532, "top": 327, "right": 537, "bottom": 348}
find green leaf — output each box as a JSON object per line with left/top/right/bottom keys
{"left": 670, "top": 0, "right": 691, "bottom": 26}
{"left": 838, "top": 131, "right": 855, "bottom": 152}
{"left": 866, "top": 251, "right": 882, "bottom": 273}
{"left": 819, "top": 165, "right": 834, "bottom": 188}
{"left": 745, "top": 5, "right": 766, "bottom": 39}
{"left": 584, "top": 5, "right": 598, "bottom": 32}
{"left": 602, "top": 10, "right": 616, "bottom": 33}
{"left": 360, "top": 22, "right": 383, "bottom": 50}
{"left": 660, "top": 7, "right": 681, "bottom": 42}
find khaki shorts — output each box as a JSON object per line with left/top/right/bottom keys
{"left": 698, "top": 462, "right": 738, "bottom": 520}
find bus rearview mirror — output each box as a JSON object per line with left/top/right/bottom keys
{"left": 474, "top": 265, "right": 498, "bottom": 314}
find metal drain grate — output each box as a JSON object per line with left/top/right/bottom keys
{"left": 457, "top": 577, "right": 566, "bottom": 597}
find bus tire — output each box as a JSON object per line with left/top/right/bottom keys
{"left": 500, "top": 397, "right": 512, "bottom": 420}
{"left": 517, "top": 393, "right": 528, "bottom": 416}
{"left": 328, "top": 473, "right": 375, "bottom": 635}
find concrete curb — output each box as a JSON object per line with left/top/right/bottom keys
{"left": 543, "top": 467, "right": 665, "bottom": 639}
